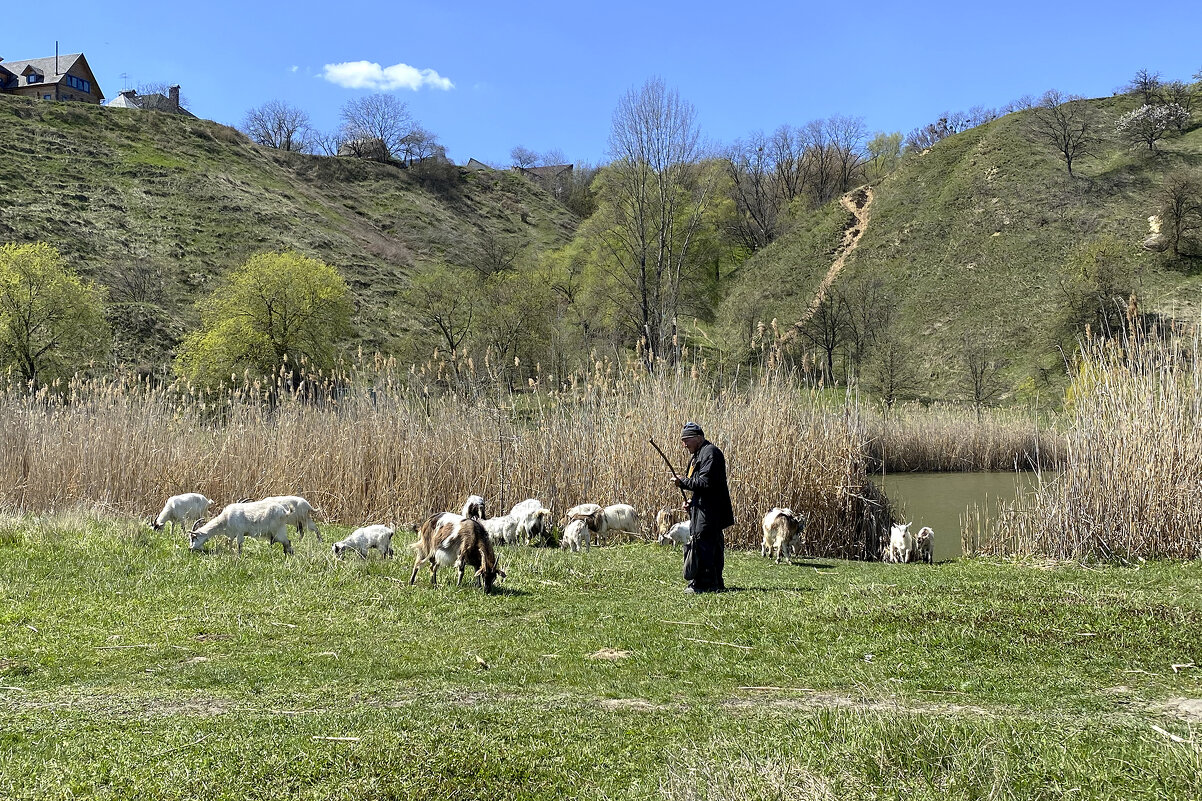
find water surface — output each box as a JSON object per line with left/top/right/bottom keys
{"left": 876, "top": 471, "right": 1050, "bottom": 561}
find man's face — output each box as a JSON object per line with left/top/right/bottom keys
{"left": 681, "top": 434, "right": 703, "bottom": 454}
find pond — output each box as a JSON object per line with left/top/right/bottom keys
{"left": 876, "top": 470, "right": 1051, "bottom": 561}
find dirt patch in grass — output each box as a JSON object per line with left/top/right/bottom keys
{"left": 588, "top": 648, "right": 632, "bottom": 661}
{"left": 724, "top": 690, "right": 994, "bottom": 718}
{"left": 1159, "top": 697, "right": 1202, "bottom": 722}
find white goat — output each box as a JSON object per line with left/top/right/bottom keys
{"left": 887, "top": 522, "right": 915, "bottom": 564}
{"left": 481, "top": 514, "right": 520, "bottom": 546}
{"left": 657, "top": 520, "right": 691, "bottom": 547}
{"left": 560, "top": 519, "right": 590, "bottom": 552}
{"left": 914, "top": 526, "right": 934, "bottom": 564}
{"left": 332, "top": 525, "right": 394, "bottom": 559}
{"left": 189, "top": 500, "right": 294, "bottom": 556}
{"left": 761, "top": 508, "right": 805, "bottom": 563}
{"left": 656, "top": 506, "right": 687, "bottom": 538}
{"left": 508, "top": 499, "right": 553, "bottom": 546}
{"left": 573, "top": 503, "right": 640, "bottom": 544}
{"left": 258, "top": 495, "right": 323, "bottom": 542}
{"left": 151, "top": 493, "right": 213, "bottom": 539}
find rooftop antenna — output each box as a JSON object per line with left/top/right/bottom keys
{"left": 120, "top": 72, "right": 129, "bottom": 91}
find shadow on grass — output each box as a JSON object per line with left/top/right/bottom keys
{"left": 785, "top": 560, "right": 837, "bottom": 570}
{"left": 716, "top": 586, "right": 816, "bottom": 595}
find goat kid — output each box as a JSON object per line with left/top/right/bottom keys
{"left": 332, "top": 525, "right": 394, "bottom": 559}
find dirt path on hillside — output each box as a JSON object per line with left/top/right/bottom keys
{"left": 775, "top": 185, "right": 874, "bottom": 353}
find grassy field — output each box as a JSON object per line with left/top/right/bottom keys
{"left": 1, "top": 514, "right": 1200, "bottom": 799}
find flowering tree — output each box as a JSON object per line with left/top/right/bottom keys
{"left": 1115, "top": 104, "right": 1190, "bottom": 150}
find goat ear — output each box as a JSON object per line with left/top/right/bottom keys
{"left": 497, "top": 568, "right": 507, "bottom": 579}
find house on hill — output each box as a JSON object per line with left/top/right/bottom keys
{"left": 106, "top": 86, "right": 194, "bottom": 116}
{"left": 513, "top": 163, "right": 573, "bottom": 198}
{"left": 0, "top": 53, "right": 104, "bottom": 104}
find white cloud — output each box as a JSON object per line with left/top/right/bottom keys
{"left": 321, "top": 60, "right": 454, "bottom": 91}
{"left": 290, "top": 65, "right": 299, "bottom": 73}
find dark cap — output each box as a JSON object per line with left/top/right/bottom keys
{"left": 681, "top": 421, "right": 704, "bottom": 440}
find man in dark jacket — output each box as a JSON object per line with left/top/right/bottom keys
{"left": 672, "top": 421, "right": 734, "bottom": 593}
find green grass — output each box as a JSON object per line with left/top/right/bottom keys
{"left": 1, "top": 514, "right": 1200, "bottom": 798}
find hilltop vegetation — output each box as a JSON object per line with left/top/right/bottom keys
{"left": 0, "top": 94, "right": 577, "bottom": 372}
{"left": 729, "top": 92, "right": 1202, "bottom": 400}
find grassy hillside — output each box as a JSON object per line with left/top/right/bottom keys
{"left": 726, "top": 94, "right": 1202, "bottom": 400}
{"left": 1, "top": 514, "right": 1200, "bottom": 799}
{"left": 0, "top": 95, "right": 577, "bottom": 368}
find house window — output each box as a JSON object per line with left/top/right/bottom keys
{"left": 64, "top": 75, "right": 91, "bottom": 93}
{"left": 26, "top": 74, "right": 43, "bottom": 84}
{"left": 42, "top": 94, "right": 51, "bottom": 100}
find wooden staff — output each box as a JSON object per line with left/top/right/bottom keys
{"left": 650, "top": 437, "right": 689, "bottom": 504}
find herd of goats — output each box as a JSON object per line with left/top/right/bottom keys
{"left": 150, "top": 492, "right": 935, "bottom": 594}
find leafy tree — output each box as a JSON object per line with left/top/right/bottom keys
{"left": 1056, "top": 235, "right": 1139, "bottom": 340}
{"left": 401, "top": 261, "right": 480, "bottom": 368}
{"left": 1115, "top": 104, "right": 1190, "bottom": 150}
{"left": 338, "top": 94, "right": 415, "bottom": 161}
{"left": 1030, "top": 90, "right": 1094, "bottom": 177}
{"left": 242, "top": 100, "right": 312, "bottom": 152}
{"left": 0, "top": 242, "right": 109, "bottom": 387}
{"left": 177, "top": 251, "right": 353, "bottom": 385}
{"left": 864, "top": 131, "right": 902, "bottom": 182}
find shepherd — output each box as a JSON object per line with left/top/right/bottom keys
{"left": 668, "top": 421, "right": 734, "bottom": 593}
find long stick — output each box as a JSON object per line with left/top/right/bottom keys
{"left": 650, "top": 438, "right": 689, "bottom": 504}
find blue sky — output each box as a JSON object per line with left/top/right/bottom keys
{"left": 6, "top": 0, "right": 1202, "bottom": 166}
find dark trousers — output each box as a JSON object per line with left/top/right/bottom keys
{"left": 685, "top": 527, "right": 725, "bottom": 590}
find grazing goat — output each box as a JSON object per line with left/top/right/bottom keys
{"left": 563, "top": 503, "right": 601, "bottom": 526}
{"left": 190, "top": 500, "right": 294, "bottom": 556}
{"left": 761, "top": 508, "right": 806, "bottom": 563}
{"left": 332, "top": 525, "right": 394, "bottom": 559}
{"left": 560, "top": 519, "right": 590, "bottom": 552}
{"left": 572, "top": 503, "right": 640, "bottom": 544}
{"left": 657, "top": 520, "right": 691, "bottom": 547}
{"left": 508, "top": 499, "right": 554, "bottom": 546}
{"left": 258, "top": 495, "right": 323, "bottom": 542}
{"left": 887, "top": 522, "right": 915, "bottom": 564}
{"left": 914, "top": 526, "right": 934, "bottom": 564}
{"left": 408, "top": 513, "right": 505, "bottom": 592}
{"left": 656, "top": 507, "right": 687, "bottom": 538}
{"left": 481, "top": 514, "right": 520, "bottom": 546}
{"left": 151, "top": 493, "right": 213, "bottom": 539}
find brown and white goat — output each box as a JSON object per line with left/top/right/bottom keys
{"left": 914, "top": 526, "right": 934, "bottom": 564}
{"left": 761, "top": 507, "right": 805, "bottom": 563}
{"left": 408, "top": 513, "right": 505, "bottom": 592}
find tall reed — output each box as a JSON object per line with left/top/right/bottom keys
{"left": 866, "top": 403, "right": 1063, "bottom": 473}
{"left": 0, "top": 355, "right": 887, "bottom": 557}
{"left": 971, "top": 327, "right": 1202, "bottom": 560}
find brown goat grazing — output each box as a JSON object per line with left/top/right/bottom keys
{"left": 408, "top": 513, "right": 505, "bottom": 592}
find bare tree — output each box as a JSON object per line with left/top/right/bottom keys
{"left": 1159, "top": 173, "right": 1202, "bottom": 257}
{"left": 603, "top": 77, "right": 717, "bottom": 367}
{"left": 1159, "top": 81, "right": 1196, "bottom": 129}
{"left": 339, "top": 94, "right": 414, "bottom": 160}
{"left": 399, "top": 125, "right": 443, "bottom": 165}
{"left": 1029, "top": 90, "right": 1094, "bottom": 177}
{"left": 798, "top": 293, "right": 850, "bottom": 384}
{"left": 724, "top": 132, "right": 783, "bottom": 251}
{"left": 838, "top": 277, "right": 894, "bottom": 375}
{"left": 864, "top": 333, "right": 919, "bottom": 408}
{"left": 827, "top": 115, "right": 868, "bottom": 195}
{"left": 242, "top": 100, "right": 312, "bottom": 152}
{"left": 510, "top": 145, "right": 539, "bottom": 169}
{"left": 770, "top": 125, "right": 806, "bottom": 203}
{"left": 1125, "top": 69, "right": 1162, "bottom": 104}
{"left": 960, "top": 330, "right": 1009, "bottom": 421}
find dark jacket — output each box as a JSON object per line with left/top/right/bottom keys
{"left": 679, "top": 440, "right": 735, "bottom": 533}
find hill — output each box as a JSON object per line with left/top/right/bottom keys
{"left": 722, "top": 94, "right": 1202, "bottom": 400}
{"left": 0, "top": 95, "right": 578, "bottom": 370}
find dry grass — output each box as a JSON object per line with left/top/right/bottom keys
{"left": 866, "top": 402, "right": 1064, "bottom": 472}
{"left": 0, "top": 354, "right": 886, "bottom": 557}
{"left": 971, "top": 327, "right": 1202, "bottom": 560}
